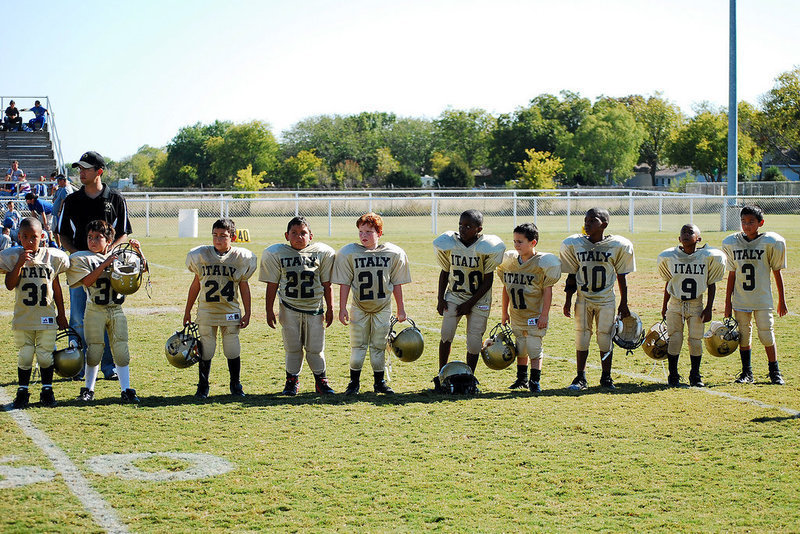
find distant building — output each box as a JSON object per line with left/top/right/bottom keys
{"left": 626, "top": 165, "right": 695, "bottom": 188}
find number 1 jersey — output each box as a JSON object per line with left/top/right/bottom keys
{"left": 559, "top": 234, "right": 635, "bottom": 304}
{"left": 186, "top": 245, "right": 257, "bottom": 325}
{"left": 722, "top": 231, "right": 786, "bottom": 311}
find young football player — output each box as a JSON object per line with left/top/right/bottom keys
{"left": 260, "top": 216, "right": 336, "bottom": 395}
{"left": 434, "top": 209, "right": 505, "bottom": 374}
{"left": 496, "top": 223, "right": 561, "bottom": 392}
{"left": 184, "top": 218, "right": 257, "bottom": 398}
{"left": 560, "top": 207, "right": 635, "bottom": 390}
{"left": 334, "top": 212, "right": 411, "bottom": 395}
{"left": 66, "top": 220, "right": 144, "bottom": 403}
{"left": 722, "top": 205, "right": 788, "bottom": 385}
{"left": 0, "top": 217, "right": 69, "bottom": 408}
{"left": 657, "top": 224, "right": 726, "bottom": 387}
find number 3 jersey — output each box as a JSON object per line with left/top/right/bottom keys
{"left": 186, "top": 245, "right": 257, "bottom": 325}
{"left": 496, "top": 251, "right": 561, "bottom": 328}
{"left": 258, "top": 242, "right": 335, "bottom": 313}
{"left": 559, "top": 234, "right": 635, "bottom": 304}
{"left": 332, "top": 242, "right": 411, "bottom": 314}
{"left": 722, "top": 231, "right": 787, "bottom": 311}
{"left": 0, "top": 247, "right": 70, "bottom": 330}
{"left": 66, "top": 251, "right": 127, "bottom": 308}
{"left": 657, "top": 246, "right": 726, "bottom": 301}
{"left": 434, "top": 232, "right": 506, "bottom": 310}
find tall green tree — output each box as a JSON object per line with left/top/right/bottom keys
{"left": 157, "top": 121, "right": 232, "bottom": 187}
{"left": 280, "top": 149, "right": 327, "bottom": 188}
{"left": 511, "top": 149, "right": 562, "bottom": 190}
{"left": 758, "top": 66, "right": 800, "bottom": 164}
{"left": 205, "top": 120, "right": 280, "bottom": 188}
{"left": 434, "top": 108, "right": 496, "bottom": 170}
{"left": 630, "top": 93, "right": 684, "bottom": 183}
{"left": 436, "top": 156, "right": 474, "bottom": 188}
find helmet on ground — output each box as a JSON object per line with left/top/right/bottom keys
{"left": 480, "top": 323, "right": 517, "bottom": 370}
{"left": 165, "top": 322, "right": 202, "bottom": 368}
{"left": 109, "top": 242, "right": 147, "bottom": 295}
{"left": 642, "top": 320, "right": 670, "bottom": 361}
{"left": 53, "top": 327, "right": 84, "bottom": 378}
{"left": 612, "top": 312, "right": 645, "bottom": 354}
{"left": 386, "top": 316, "right": 425, "bottom": 363}
{"left": 437, "top": 361, "right": 479, "bottom": 394}
{"left": 704, "top": 317, "right": 740, "bottom": 357}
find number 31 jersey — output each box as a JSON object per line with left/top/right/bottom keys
{"left": 66, "top": 251, "right": 126, "bottom": 308}
{"left": 332, "top": 242, "right": 411, "bottom": 314}
{"left": 186, "top": 245, "right": 257, "bottom": 325}
{"left": 722, "top": 231, "right": 786, "bottom": 311}
{"left": 0, "top": 247, "right": 70, "bottom": 330}
{"left": 560, "top": 234, "right": 635, "bottom": 304}
{"left": 657, "top": 246, "right": 725, "bottom": 301}
{"left": 259, "top": 242, "right": 335, "bottom": 313}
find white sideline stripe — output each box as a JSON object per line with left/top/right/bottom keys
{"left": 146, "top": 261, "right": 187, "bottom": 272}
{"left": 414, "top": 322, "right": 800, "bottom": 417}
{"left": 0, "top": 389, "right": 129, "bottom": 533}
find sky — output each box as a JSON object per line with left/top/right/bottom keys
{"left": 4, "top": 0, "right": 799, "bottom": 163}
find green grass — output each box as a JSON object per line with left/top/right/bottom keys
{"left": 1, "top": 215, "right": 799, "bottom": 532}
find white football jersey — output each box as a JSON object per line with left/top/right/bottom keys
{"left": 259, "top": 242, "right": 335, "bottom": 313}
{"left": 560, "top": 234, "right": 635, "bottom": 304}
{"left": 657, "top": 245, "right": 726, "bottom": 301}
{"left": 722, "top": 231, "right": 787, "bottom": 311}
{"left": 66, "top": 251, "right": 126, "bottom": 308}
{"left": 332, "top": 242, "right": 411, "bottom": 314}
{"left": 496, "top": 250, "right": 561, "bottom": 329}
{"left": 186, "top": 245, "right": 257, "bottom": 325}
{"left": 434, "top": 232, "right": 505, "bottom": 309}
{"left": 0, "top": 247, "right": 69, "bottom": 330}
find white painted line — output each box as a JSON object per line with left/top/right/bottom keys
{"left": 0, "top": 388, "right": 129, "bottom": 534}
{"left": 146, "top": 262, "right": 187, "bottom": 272}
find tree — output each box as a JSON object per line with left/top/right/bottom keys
{"left": 385, "top": 168, "right": 422, "bottom": 188}
{"left": 511, "top": 149, "right": 562, "bottom": 189}
{"left": 758, "top": 66, "right": 800, "bottom": 164}
{"left": 630, "top": 93, "right": 683, "bottom": 183}
{"left": 280, "top": 149, "right": 327, "bottom": 188}
{"left": 434, "top": 108, "right": 496, "bottom": 170}
{"left": 233, "top": 164, "right": 269, "bottom": 192}
{"left": 436, "top": 156, "right": 474, "bottom": 188}
{"left": 375, "top": 147, "right": 401, "bottom": 182}
{"left": 205, "top": 121, "right": 280, "bottom": 188}
{"left": 157, "top": 121, "right": 231, "bottom": 187}
{"left": 333, "top": 160, "right": 363, "bottom": 189}
{"left": 106, "top": 144, "right": 166, "bottom": 187}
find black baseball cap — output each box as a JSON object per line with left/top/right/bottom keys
{"left": 72, "top": 151, "right": 106, "bottom": 169}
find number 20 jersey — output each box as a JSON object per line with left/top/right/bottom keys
{"left": 332, "top": 242, "right": 411, "bottom": 314}
{"left": 0, "top": 247, "right": 70, "bottom": 330}
{"left": 434, "top": 232, "right": 505, "bottom": 309}
{"left": 258, "top": 242, "right": 335, "bottom": 313}
{"left": 66, "top": 251, "right": 126, "bottom": 308}
{"left": 722, "top": 231, "right": 786, "bottom": 311}
{"left": 186, "top": 245, "right": 257, "bottom": 325}
{"left": 559, "top": 234, "right": 635, "bottom": 304}
{"left": 656, "top": 246, "right": 726, "bottom": 301}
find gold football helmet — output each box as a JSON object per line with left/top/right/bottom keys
{"left": 704, "top": 317, "right": 740, "bottom": 357}
{"left": 53, "top": 327, "right": 84, "bottom": 378}
{"left": 642, "top": 320, "right": 670, "bottom": 361}
{"left": 481, "top": 323, "right": 517, "bottom": 370}
{"left": 109, "top": 242, "right": 148, "bottom": 296}
{"left": 387, "top": 316, "right": 425, "bottom": 363}
{"left": 437, "top": 361, "right": 479, "bottom": 394}
{"left": 165, "top": 322, "right": 202, "bottom": 368}
{"left": 612, "top": 312, "right": 645, "bottom": 354}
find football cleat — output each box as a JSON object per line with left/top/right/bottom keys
{"left": 734, "top": 371, "right": 754, "bottom": 384}
{"left": 12, "top": 388, "right": 30, "bottom": 409}
{"left": 508, "top": 377, "right": 528, "bottom": 390}
{"left": 600, "top": 375, "right": 616, "bottom": 390}
{"left": 345, "top": 380, "right": 360, "bottom": 396}
{"left": 229, "top": 383, "right": 245, "bottom": 397}
{"left": 528, "top": 381, "right": 541, "bottom": 393}
{"left": 769, "top": 370, "right": 785, "bottom": 385}
{"left": 374, "top": 380, "right": 395, "bottom": 394}
{"left": 195, "top": 383, "right": 210, "bottom": 399}
{"left": 78, "top": 387, "right": 95, "bottom": 401}
{"left": 121, "top": 389, "right": 140, "bottom": 403}
{"left": 282, "top": 375, "right": 299, "bottom": 396}
{"left": 567, "top": 376, "right": 587, "bottom": 391}
{"left": 315, "top": 375, "right": 335, "bottom": 395}
{"left": 40, "top": 388, "right": 57, "bottom": 408}
{"left": 689, "top": 373, "right": 705, "bottom": 388}
{"left": 667, "top": 374, "right": 684, "bottom": 387}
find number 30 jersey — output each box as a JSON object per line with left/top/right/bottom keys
{"left": 657, "top": 246, "right": 725, "bottom": 301}
{"left": 186, "top": 245, "right": 257, "bottom": 325}
{"left": 722, "top": 231, "right": 786, "bottom": 311}
{"left": 66, "top": 251, "right": 127, "bottom": 309}
{"left": 332, "top": 242, "right": 411, "bottom": 314}
{"left": 560, "top": 234, "right": 635, "bottom": 304}
{"left": 0, "top": 247, "right": 69, "bottom": 330}
{"left": 259, "top": 242, "right": 335, "bottom": 313}
{"left": 434, "top": 232, "right": 505, "bottom": 310}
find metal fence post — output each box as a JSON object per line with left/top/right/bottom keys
{"left": 658, "top": 194, "right": 663, "bottom": 232}
{"left": 512, "top": 191, "right": 517, "bottom": 227}
{"left": 689, "top": 197, "right": 694, "bottom": 224}
{"left": 219, "top": 193, "right": 224, "bottom": 218}
{"left": 295, "top": 192, "right": 299, "bottom": 217}
{"left": 430, "top": 192, "right": 436, "bottom": 234}
{"left": 145, "top": 193, "right": 150, "bottom": 237}
{"left": 368, "top": 192, "right": 373, "bottom": 213}
{"left": 566, "top": 191, "right": 571, "bottom": 233}
{"left": 533, "top": 196, "right": 538, "bottom": 226}
{"left": 328, "top": 198, "right": 332, "bottom": 236}
{"left": 629, "top": 191, "right": 634, "bottom": 233}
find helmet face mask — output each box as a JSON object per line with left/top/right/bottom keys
{"left": 109, "top": 242, "right": 146, "bottom": 296}
{"left": 642, "top": 320, "right": 670, "bottom": 361}
{"left": 612, "top": 312, "right": 645, "bottom": 354}
{"left": 165, "top": 322, "right": 202, "bottom": 368}
{"left": 53, "top": 327, "right": 85, "bottom": 378}
{"left": 481, "top": 323, "right": 517, "bottom": 370}
{"left": 704, "top": 317, "right": 740, "bottom": 357}
{"left": 387, "top": 316, "right": 425, "bottom": 363}
{"left": 437, "top": 361, "right": 479, "bottom": 394}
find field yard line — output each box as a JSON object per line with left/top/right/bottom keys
{"left": 0, "top": 388, "right": 130, "bottom": 534}
{"left": 414, "top": 322, "right": 800, "bottom": 417}
{"left": 146, "top": 261, "right": 187, "bottom": 272}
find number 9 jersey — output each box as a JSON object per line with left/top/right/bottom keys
{"left": 0, "top": 247, "right": 69, "bottom": 330}
{"left": 657, "top": 245, "right": 726, "bottom": 301}
{"left": 722, "top": 231, "right": 786, "bottom": 311}
{"left": 560, "top": 234, "right": 635, "bottom": 304}
{"left": 186, "top": 245, "right": 257, "bottom": 325}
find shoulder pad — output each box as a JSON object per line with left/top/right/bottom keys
{"left": 381, "top": 242, "right": 407, "bottom": 256}
{"left": 609, "top": 234, "right": 634, "bottom": 248}
{"left": 475, "top": 234, "right": 505, "bottom": 255}
{"left": 722, "top": 233, "right": 738, "bottom": 245}
{"left": 433, "top": 231, "right": 457, "bottom": 252}
{"left": 265, "top": 243, "right": 285, "bottom": 255}
{"left": 338, "top": 243, "right": 360, "bottom": 256}
{"left": 311, "top": 242, "right": 336, "bottom": 255}
{"left": 762, "top": 232, "right": 785, "bottom": 245}
{"left": 538, "top": 252, "right": 561, "bottom": 270}
{"left": 561, "top": 234, "right": 585, "bottom": 246}
{"left": 657, "top": 247, "right": 675, "bottom": 260}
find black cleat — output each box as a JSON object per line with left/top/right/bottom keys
{"left": 432, "top": 375, "right": 443, "bottom": 393}
{"left": 195, "top": 383, "right": 210, "bottom": 399}
{"left": 12, "top": 388, "right": 30, "bottom": 409}
{"left": 282, "top": 375, "right": 299, "bottom": 396}
{"left": 121, "top": 389, "right": 140, "bottom": 403}
{"left": 78, "top": 387, "right": 94, "bottom": 401}
{"left": 40, "top": 388, "right": 57, "bottom": 408}
{"left": 734, "top": 371, "right": 754, "bottom": 384}
{"left": 667, "top": 374, "right": 683, "bottom": 387}
{"left": 345, "top": 381, "right": 360, "bottom": 396}
{"left": 528, "top": 381, "right": 541, "bottom": 393}
{"left": 104, "top": 372, "right": 119, "bottom": 381}
{"left": 315, "top": 376, "right": 335, "bottom": 395}
{"left": 769, "top": 370, "right": 785, "bottom": 385}
{"left": 229, "top": 383, "right": 245, "bottom": 397}
{"left": 600, "top": 376, "right": 616, "bottom": 390}
{"left": 567, "top": 376, "right": 587, "bottom": 391}
{"left": 689, "top": 374, "right": 705, "bottom": 387}
{"left": 374, "top": 380, "right": 395, "bottom": 394}
{"left": 509, "top": 377, "right": 529, "bottom": 390}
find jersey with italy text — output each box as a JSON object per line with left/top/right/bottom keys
{"left": 434, "top": 232, "right": 505, "bottom": 310}
{"left": 496, "top": 250, "right": 561, "bottom": 329}
{"left": 560, "top": 234, "right": 635, "bottom": 304}
{"left": 0, "top": 247, "right": 69, "bottom": 330}
{"left": 332, "top": 242, "right": 411, "bottom": 314}
{"left": 722, "top": 231, "right": 786, "bottom": 311}
{"left": 657, "top": 245, "right": 726, "bottom": 301}
{"left": 66, "top": 251, "right": 126, "bottom": 309}
{"left": 186, "top": 245, "right": 257, "bottom": 325}
{"left": 259, "top": 242, "right": 335, "bottom": 313}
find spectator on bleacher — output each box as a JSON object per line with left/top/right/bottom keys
{"left": 0, "top": 225, "right": 11, "bottom": 250}
{"left": 21, "top": 100, "right": 48, "bottom": 131}
{"left": 51, "top": 173, "right": 73, "bottom": 248}
{"left": 3, "top": 200, "right": 22, "bottom": 243}
{"left": 16, "top": 174, "right": 31, "bottom": 196}
{"left": 3, "top": 100, "right": 23, "bottom": 131}
{"left": 4, "top": 160, "right": 25, "bottom": 194}
{"left": 32, "top": 175, "right": 49, "bottom": 197}
{"left": 25, "top": 192, "right": 53, "bottom": 232}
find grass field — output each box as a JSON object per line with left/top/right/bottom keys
{"left": 1, "top": 214, "right": 799, "bottom": 533}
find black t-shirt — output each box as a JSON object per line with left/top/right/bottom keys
{"left": 58, "top": 184, "right": 132, "bottom": 251}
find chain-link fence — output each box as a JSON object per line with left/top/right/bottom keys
{"left": 123, "top": 189, "right": 800, "bottom": 238}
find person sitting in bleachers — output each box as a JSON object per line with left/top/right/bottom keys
{"left": 4, "top": 161, "right": 25, "bottom": 194}
{"left": 3, "top": 200, "right": 22, "bottom": 243}
{"left": 21, "top": 101, "right": 48, "bottom": 131}
{"left": 16, "top": 174, "right": 31, "bottom": 196}
{"left": 32, "top": 175, "right": 49, "bottom": 197}
{"left": 3, "top": 100, "right": 23, "bottom": 131}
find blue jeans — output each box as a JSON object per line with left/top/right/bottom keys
{"left": 70, "top": 286, "right": 115, "bottom": 378}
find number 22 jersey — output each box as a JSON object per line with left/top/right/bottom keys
{"left": 186, "top": 245, "right": 257, "bottom": 325}
{"left": 722, "top": 231, "right": 786, "bottom": 311}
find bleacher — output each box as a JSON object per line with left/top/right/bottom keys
{"left": 0, "top": 130, "right": 58, "bottom": 181}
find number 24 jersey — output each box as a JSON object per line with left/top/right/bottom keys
{"left": 559, "top": 234, "right": 635, "bottom": 304}
{"left": 186, "top": 245, "right": 257, "bottom": 325}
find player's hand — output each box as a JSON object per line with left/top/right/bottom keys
{"left": 777, "top": 300, "right": 788, "bottom": 318}
{"left": 436, "top": 299, "right": 446, "bottom": 316}
{"left": 396, "top": 309, "right": 407, "bottom": 322}
{"left": 724, "top": 302, "right": 732, "bottom": 319}
{"left": 501, "top": 311, "right": 509, "bottom": 325}
{"left": 661, "top": 305, "right": 667, "bottom": 320}
{"left": 56, "top": 314, "right": 69, "bottom": 330}
{"left": 324, "top": 307, "right": 334, "bottom": 328}
{"left": 182, "top": 312, "right": 192, "bottom": 326}
{"left": 266, "top": 309, "right": 276, "bottom": 329}
{"left": 618, "top": 303, "right": 630, "bottom": 318}
{"left": 17, "top": 250, "right": 33, "bottom": 265}
{"left": 128, "top": 239, "right": 141, "bottom": 250}
{"left": 338, "top": 309, "right": 349, "bottom": 326}
{"left": 239, "top": 313, "right": 250, "bottom": 329}
{"left": 538, "top": 313, "right": 549, "bottom": 329}
{"left": 455, "top": 302, "right": 471, "bottom": 316}
{"left": 563, "top": 302, "right": 572, "bottom": 318}
{"left": 701, "top": 308, "right": 712, "bottom": 323}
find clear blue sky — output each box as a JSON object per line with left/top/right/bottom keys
{"left": 5, "top": 0, "right": 798, "bottom": 163}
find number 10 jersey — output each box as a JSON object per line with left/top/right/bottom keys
{"left": 560, "top": 234, "right": 635, "bottom": 304}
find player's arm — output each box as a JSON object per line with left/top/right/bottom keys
{"left": 322, "top": 281, "right": 333, "bottom": 327}
{"left": 702, "top": 283, "right": 715, "bottom": 323}
{"left": 239, "top": 280, "right": 251, "bottom": 329}
{"left": 110, "top": 233, "right": 128, "bottom": 250}
{"left": 501, "top": 287, "right": 510, "bottom": 325}
{"left": 265, "top": 282, "right": 278, "bottom": 329}
{"left": 338, "top": 284, "right": 350, "bottom": 325}
{"left": 456, "top": 272, "right": 493, "bottom": 316}
{"left": 724, "top": 271, "right": 735, "bottom": 318}
{"left": 183, "top": 274, "right": 200, "bottom": 325}
{"left": 661, "top": 284, "right": 670, "bottom": 320}
{"left": 52, "top": 273, "right": 68, "bottom": 329}
{"left": 773, "top": 269, "right": 788, "bottom": 317}
{"left": 436, "top": 270, "right": 448, "bottom": 316}
{"left": 616, "top": 273, "right": 630, "bottom": 317}
{"left": 83, "top": 255, "right": 115, "bottom": 287}
{"left": 5, "top": 249, "right": 32, "bottom": 289}
{"left": 538, "top": 285, "right": 552, "bottom": 329}
{"left": 563, "top": 274, "right": 577, "bottom": 317}
{"left": 392, "top": 284, "right": 406, "bottom": 322}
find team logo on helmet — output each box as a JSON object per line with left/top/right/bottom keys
{"left": 612, "top": 312, "right": 645, "bottom": 354}
{"left": 386, "top": 316, "right": 425, "bottom": 363}
{"left": 642, "top": 320, "right": 670, "bottom": 361}
{"left": 53, "top": 327, "right": 85, "bottom": 378}
{"left": 704, "top": 317, "right": 740, "bottom": 358}
{"left": 165, "top": 322, "right": 202, "bottom": 368}
{"left": 109, "top": 242, "right": 149, "bottom": 296}
{"left": 480, "top": 323, "right": 517, "bottom": 370}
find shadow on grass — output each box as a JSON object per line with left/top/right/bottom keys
{"left": 751, "top": 414, "right": 800, "bottom": 423}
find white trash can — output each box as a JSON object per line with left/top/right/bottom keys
{"left": 178, "top": 209, "right": 198, "bottom": 238}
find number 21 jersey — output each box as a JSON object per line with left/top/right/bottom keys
{"left": 332, "top": 242, "right": 411, "bottom": 313}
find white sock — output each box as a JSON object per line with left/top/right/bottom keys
{"left": 85, "top": 364, "right": 100, "bottom": 391}
{"left": 117, "top": 365, "right": 130, "bottom": 391}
